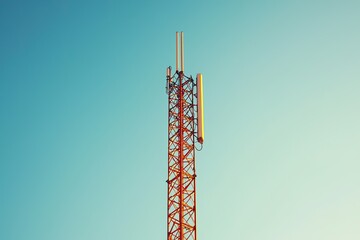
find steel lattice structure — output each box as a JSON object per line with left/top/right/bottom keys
{"left": 167, "top": 71, "right": 197, "bottom": 240}
{"left": 165, "top": 31, "right": 203, "bottom": 240}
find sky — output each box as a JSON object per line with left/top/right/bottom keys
{"left": 0, "top": 0, "right": 360, "bottom": 239}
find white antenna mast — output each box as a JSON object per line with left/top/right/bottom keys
{"left": 176, "top": 32, "right": 179, "bottom": 71}
{"left": 175, "top": 32, "right": 185, "bottom": 72}
{"left": 181, "top": 32, "right": 184, "bottom": 72}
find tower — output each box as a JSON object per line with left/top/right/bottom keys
{"left": 165, "top": 32, "right": 204, "bottom": 240}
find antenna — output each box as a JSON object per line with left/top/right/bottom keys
{"left": 176, "top": 32, "right": 179, "bottom": 71}
{"left": 165, "top": 32, "right": 205, "bottom": 240}
{"left": 175, "top": 32, "right": 185, "bottom": 72}
{"left": 181, "top": 32, "right": 184, "bottom": 72}
{"left": 197, "top": 73, "right": 204, "bottom": 144}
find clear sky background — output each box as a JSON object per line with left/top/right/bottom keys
{"left": 1, "top": 0, "right": 359, "bottom": 239}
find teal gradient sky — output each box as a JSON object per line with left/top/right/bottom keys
{"left": 1, "top": 1, "right": 359, "bottom": 239}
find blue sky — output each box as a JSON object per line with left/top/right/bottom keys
{"left": 1, "top": 0, "right": 360, "bottom": 239}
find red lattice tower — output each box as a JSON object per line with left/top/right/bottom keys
{"left": 165, "top": 32, "right": 204, "bottom": 240}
